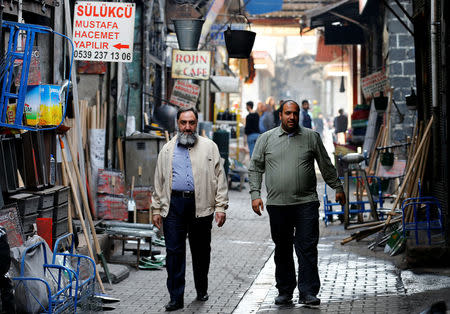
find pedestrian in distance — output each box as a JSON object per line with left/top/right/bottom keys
{"left": 313, "top": 112, "right": 325, "bottom": 139}
{"left": 244, "top": 101, "right": 260, "bottom": 157}
{"left": 334, "top": 108, "right": 348, "bottom": 134}
{"left": 259, "top": 102, "right": 275, "bottom": 133}
{"left": 300, "top": 99, "right": 313, "bottom": 129}
{"left": 248, "top": 100, "right": 345, "bottom": 307}
{"left": 273, "top": 100, "right": 283, "bottom": 127}
{"left": 151, "top": 107, "right": 228, "bottom": 312}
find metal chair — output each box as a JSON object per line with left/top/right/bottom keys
{"left": 401, "top": 196, "right": 445, "bottom": 245}
{"left": 52, "top": 233, "right": 97, "bottom": 309}
{"left": 323, "top": 175, "right": 385, "bottom": 226}
{"left": 13, "top": 240, "right": 76, "bottom": 313}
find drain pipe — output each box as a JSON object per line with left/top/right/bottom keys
{"left": 430, "top": 0, "right": 438, "bottom": 108}
{"left": 159, "top": 0, "right": 167, "bottom": 103}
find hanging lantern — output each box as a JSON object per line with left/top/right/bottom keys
{"left": 339, "top": 45, "right": 345, "bottom": 93}
{"left": 339, "top": 76, "right": 345, "bottom": 93}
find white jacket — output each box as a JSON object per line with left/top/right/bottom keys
{"left": 151, "top": 134, "right": 229, "bottom": 218}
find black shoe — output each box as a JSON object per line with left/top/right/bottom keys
{"left": 196, "top": 293, "right": 209, "bottom": 301}
{"left": 274, "top": 294, "right": 293, "bottom": 305}
{"left": 165, "top": 300, "right": 184, "bottom": 311}
{"left": 299, "top": 295, "right": 320, "bottom": 306}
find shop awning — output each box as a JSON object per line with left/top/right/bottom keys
{"left": 303, "top": 0, "right": 360, "bottom": 29}
{"left": 303, "top": 0, "right": 365, "bottom": 45}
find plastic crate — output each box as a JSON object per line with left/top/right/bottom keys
{"left": 53, "top": 218, "right": 69, "bottom": 238}
{"left": 21, "top": 213, "right": 38, "bottom": 233}
{"left": 53, "top": 202, "right": 68, "bottom": 222}
{"left": 9, "top": 193, "right": 40, "bottom": 216}
{"left": 30, "top": 188, "right": 56, "bottom": 209}
{"left": 38, "top": 207, "right": 53, "bottom": 219}
{"left": 54, "top": 186, "right": 70, "bottom": 206}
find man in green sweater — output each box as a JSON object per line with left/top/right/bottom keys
{"left": 249, "top": 100, "right": 345, "bottom": 307}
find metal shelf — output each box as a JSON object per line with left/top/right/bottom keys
{"left": 215, "top": 120, "right": 238, "bottom": 125}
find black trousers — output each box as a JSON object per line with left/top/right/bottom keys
{"left": 266, "top": 201, "right": 320, "bottom": 297}
{"left": 163, "top": 195, "right": 213, "bottom": 303}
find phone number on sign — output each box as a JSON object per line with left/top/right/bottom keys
{"left": 74, "top": 50, "right": 132, "bottom": 61}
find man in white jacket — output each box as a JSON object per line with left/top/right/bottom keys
{"left": 152, "top": 107, "right": 228, "bottom": 311}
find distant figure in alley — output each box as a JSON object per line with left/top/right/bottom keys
{"left": 248, "top": 100, "right": 346, "bottom": 307}
{"left": 245, "top": 101, "right": 261, "bottom": 157}
{"left": 151, "top": 107, "right": 229, "bottom": 311}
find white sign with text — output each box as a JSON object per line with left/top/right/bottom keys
{"left": 73, "top": 1, "right": 135, "bottom": 62}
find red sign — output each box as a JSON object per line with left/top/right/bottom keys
{"left": 361, "top": 70, "right": 390, "bottom": 99}
{"left": 170, "top": 80, "right": 201, "bottom": 107}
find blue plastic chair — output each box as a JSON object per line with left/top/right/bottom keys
{"left": 401, "top": 196, "right": 445, "bottom": 245}
{"left": 13, "top": 241, "right": 76, "bottom": 313}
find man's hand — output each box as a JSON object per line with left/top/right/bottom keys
{"left": 215, "top": 212, "right": 226, "bottom": 227}
{"left": 336, "top": 192, "right": 346, "bottom": 206}
{"left": 152, "top": 214, "right": 162, "bottom": 229}
{"left": 252, "top": 198, "right": 264, "bottom": 216}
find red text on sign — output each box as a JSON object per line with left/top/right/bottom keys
{"left": 76, "top": 5, "right": 133, "bottom": 18}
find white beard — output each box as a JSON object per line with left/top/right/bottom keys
{"left": 178, "top": 131, "right": 197, "bottom": 147}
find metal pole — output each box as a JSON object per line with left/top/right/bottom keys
{"left": 430, "top": 0, "right": 438, "bottom": 108}
{"left": 63, "top": 0, "right": 89, "bottom": 213}
{"left": 159, "top": 0, "right": 167, "bottom": 103}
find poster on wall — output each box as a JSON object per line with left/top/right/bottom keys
{"left": 73, "top": 1, "right": 135, "bottom": 62}
{"left": 170, "top": 80, "right": 200, "bottom": 108}
{"left": 171, "top": 50, "right": 211, "bottom": 80}
{"left": 361, "top": 69, "right": 390, "bottom": 100}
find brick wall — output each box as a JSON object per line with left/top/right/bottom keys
{"left": 386, "top": 0, "right": 416, "bottom": 142}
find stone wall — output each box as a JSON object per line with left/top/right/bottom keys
{"left": 386, "top": 0, "right": 416, "bottom": 142}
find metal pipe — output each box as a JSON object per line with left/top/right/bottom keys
{"left": 143, "top": 1, "right": 153, "bottom": 130}
{"left": 430, "top": 0, "right": 438, "bottom": 108}
{"left": 159, "top": 0, "right": 167, "bottom": 103}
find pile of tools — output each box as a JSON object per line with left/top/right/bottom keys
{"left": 341, "top": 105, "right": 434, "bottom": 254}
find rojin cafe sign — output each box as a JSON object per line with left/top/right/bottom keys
{"left": 171, "top": 50, "right": 211, "bottom": 80}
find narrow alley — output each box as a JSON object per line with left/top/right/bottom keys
{"left": 109, "top": 179, "right": 450, "bottom": 313}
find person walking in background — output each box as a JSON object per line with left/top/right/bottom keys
{"left": 248, "top": 100, "right": 345, "bottom": 308}
{"left": 273, "top": 100, "right": 283, "bottom": 127}
{"left": 313, "top": 113, "right": 325, "bottom": 139}
{"left": 245, "top": 101, "right": 260, "bottom": 157}
{"left": 334, "top": 108, "right": 348, "bottom": 134}
{"left": 300, "top": 99, "right": 313, "bottom": 129}
{"left": 256, "top": 100, "right": 265, "bottom": 116}
{"left": 151, "top": 107, "right": 228, "bottom": 311}
{"left": 259, "top": 102, "right": 275, "bottom": 133}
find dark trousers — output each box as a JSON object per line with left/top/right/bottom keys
{"left": 163, "top": 195, "right": 213, "bottom": 303}
{"left": 266, "top": 201, "right": 320, "bottom": 297}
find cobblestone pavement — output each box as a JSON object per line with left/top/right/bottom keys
{"left": 107, "top": 176, "right": 450, "bottom": 313}
{"left": 108, "top": 185, "right": 274, "bottom": 313}
{"left": 235, "top": 231, "right": 450, "bottom": 313}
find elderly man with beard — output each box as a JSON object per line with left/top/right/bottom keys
{"left": 151, "top": 107, "right": 228, "bottom": 311}
{"left": 249, "top": 100, "right": 345, "bottom": 307}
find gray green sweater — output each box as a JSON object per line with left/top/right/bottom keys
{"left": 249, "top": 126, "right": 343, "bottom": 205}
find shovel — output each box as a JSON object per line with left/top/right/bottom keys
{"left": 128, "top": 176, "right": 136, "bottom": 223}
